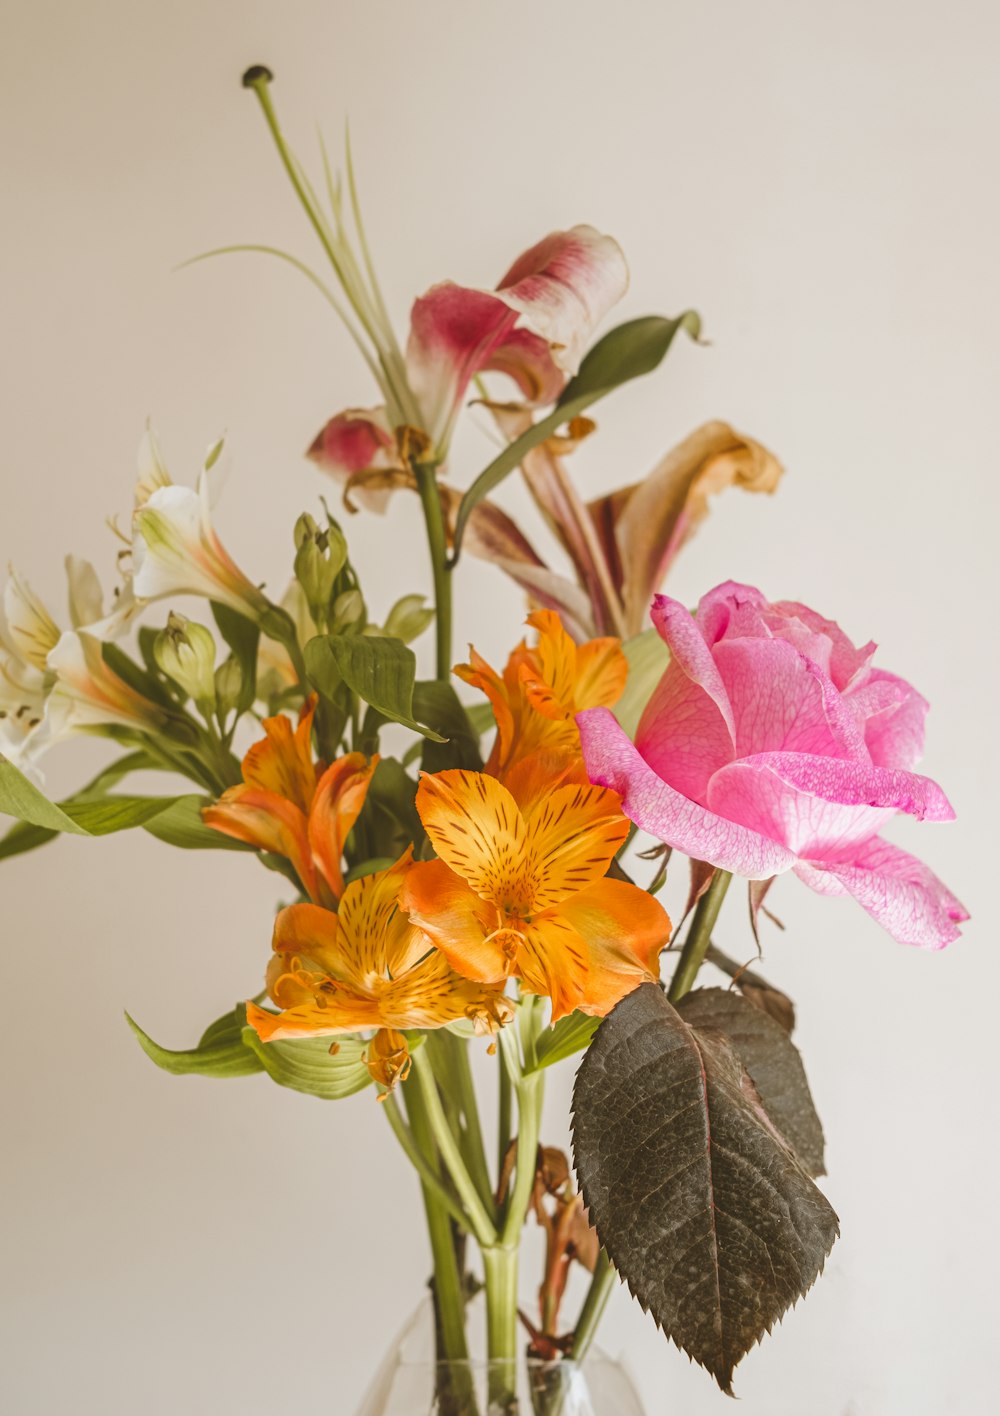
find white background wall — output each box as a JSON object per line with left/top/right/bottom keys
{"left": 2, "top": 1, "right": 997, "bottom": 1412}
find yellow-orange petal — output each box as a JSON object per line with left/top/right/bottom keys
{"left": 502, "top": 749, "right": 588, "bottom": 815}
{"left": 517, "top": 914, "right": 590, "bottom": 1023}
{"left": 308, "top": 751, "right": 378, "bottom": 901}
{"left": 334, "top": 853, "right": 412, "bottom": 985}
{"left": 401, "top": 859, "right": 510, "bottom": 983}
{"left": 245, "top": 997, "right": 356, "bottom": 1042}
{"left": 381, "top": 946, "right": 513, "bottom": 1032}
{"left": 522, "top": 782, "right": 629, "bottom": 909}
{"left": 455, "top": 646, "right": 515, "bottom": 775}
{"left": 364, "top": 1027, "right": 413, "bottom": 1090}
{"left": 521, "top": 609, "right": 578, "bottom": 721}
{"left": 415, "top": 770, "right": 533, "bottom": 907}
{"left": 203, "top": 788, "right": 318, "bottom": 899}
{"left": 241, "top": 696, "right": 319, "bottom": 812}
{"left": 271, "top": 902, "right": 347, "bottom": 980}
{"left": 554, "top": 877, "right": 670, "bottom": 1015}
{"left": 574, "top": 635, "right": 628, "bottom": 711}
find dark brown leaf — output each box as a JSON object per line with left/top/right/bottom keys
{"left": 706, "top": 943, "right": 797, "bottom": 1034}
{"left": 676, "top": 988, "right": 825, "bottom": 1177}
{"left": 572, "top": 982, "right": 838, "bottom": 1393}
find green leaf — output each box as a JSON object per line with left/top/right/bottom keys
{"left": 212, "top": 601, "right": 260, "bottom": 715}
{"left": 0, "top": 751, "right": 179, "bottom": 861}
{"left": 59, "top": 794, "right": 187, "bottom": 835}
{"left": 452, "top": 313, "right": 701, "bottom": 560}
{"left": 0, "top": 756, "right": 93, "bottom": 835}
{"left": 0, "top": 820, "right": 58, "bottom": 861}
{"left": 305, "top": 633, "right": 445, "bottom": 741}
{"left": 100, "top": 641, "right": 178, "bottom": 712}
{"left": 615, "top": 628, "right": 670, "bottom": 737}
{"left": 141, "top": 795, "right": 254, "bottom": 851}
{"left": 465, "top": 702, "right": 496, "bottom": 739}
{"left": 413, "top": 682, "right": 484, "bottom": 774}
{"left": 242, "top": 1028, "right": 372, "bottom": 1099}
{"left": 126, "top": 1009, "right": 263, "bottom": 1078}
{"left": 527, "top": 1010, "right": 599, "bottom": 1073}
{"left": 364, "top": 758, "right": 423, "bottom": 859}
{"left": 572, "top": 982, "right": 838, "bottom": 1394}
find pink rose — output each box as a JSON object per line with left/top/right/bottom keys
{"left": 578, "top": 581, "right": 967, "bottom": 947}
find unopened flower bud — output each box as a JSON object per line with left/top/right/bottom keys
{"left": 154, "top": 612, "right": 216, "bottom": 712}
{"left": 331, "top": 589, "right": 364, "bottom": 632}
{"left": 382, "top": 593, "right": 435, "bottom": 645}
{"left": 213, "top": 654, "right": 245, "bottom": 718}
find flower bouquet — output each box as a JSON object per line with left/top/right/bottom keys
{"left": 0, "top": 67, "right": 967, "bottom": 1415}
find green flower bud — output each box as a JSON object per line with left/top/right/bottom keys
{"left": 214, "top": 654, "right": 245, "bottom": 719}
{"left": 382, "top": 593, "right": 435, "bottom": 645}
{"left": 154, "top": 612, "right": 216, "bottom": 713}
{"left": 331, "top": 589, "right": 365, "bottom": 632}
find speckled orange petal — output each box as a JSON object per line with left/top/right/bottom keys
{"left": 364, "top": 1027, "right": 412, "bottom": 1090}
{"left": 522, "top": 783, "right": 629, "bottom": 909}
{"left": 517, "top": 915, "right": 590, "bottom": 1022}
{"left": 308, "top": 752, "right": 379, "bottom": 900}
{"left": 381, "top": 946, "right": 512, "bottom": 1031}
{"left": 203, "top": 788, "right": 317, "bottom": 899}
{"left": 245, "top": 996, "right": 379, "bottom": 1041}
{"left": 401, "top": 859, "right": 510, "bottom": 983}
{"left": 241, "top": 696, "right": 319, "bottom": 812}
{"left": 502, "top": 749, "right": 589, "bottom": 815}
{"left": 520, "top": 609, "right": 578, "bottom": 721}
{"left": 415, "top": 770, "right": 530, "bottom": 905}
{"left": 455, "top": 647, "right": 515, "bottom": 775}
{"left": 271, "top": 901, "right": 345, "bottom": 974}
{"left": 574, "top": 636, "right": 628, "bottom": 710}
{"left": 555, "top": 878, "right": 669, "bottom": 1015}
{"left": 333, "top": 855, "right": 411, "bottom": 984}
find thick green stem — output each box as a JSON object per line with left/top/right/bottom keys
{"left": 402, "top": 1076, "right": 471, "bottom": 1367}
{"left": 428, "top": 1031, "right": 494, "bottom": 1215}
{"left": 571, "top": 1248, "right": 616, "bottom": 1362}
{"left": 483, "top": 1246, "right": 520, "bottom": 1407}
{"left": 413, "top": 460, "right": 453, "bottom": 681}
{"left": 667, "top": 868, "right": 733, "bottom": 1003}
{"left": 411, "top": 1048, "right": 497, "bottom": 1248}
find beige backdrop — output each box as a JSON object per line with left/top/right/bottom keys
{"left": 2, "top": 1, "right": 997, "bottom": 1413}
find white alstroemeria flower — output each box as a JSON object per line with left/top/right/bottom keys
{"left": 131, "top": 433, "right": 269, "bottom": 621}
{"left": 43, "top": 630, "right": 169, "bottom": 740}
{"left": 0, "top": 558, "right": 149, "bottom": 774}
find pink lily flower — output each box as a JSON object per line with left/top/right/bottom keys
{"left": 309, "top": 225, "right": 628, "bottom": 494}
{"left": 578, "top": 582, "right": 968, "bottom": 948}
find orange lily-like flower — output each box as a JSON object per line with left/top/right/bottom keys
{"left": 456, "top": 609, "right": 627, "bottom": 785}
{"left": 202, "top": 696, "right": 375, "bottom": 906}
{"left": 244, "top": 853, "right": 515, "bottom": 1091}
{"left": 401, "top": 769, "right": 670, "bottom": 1022}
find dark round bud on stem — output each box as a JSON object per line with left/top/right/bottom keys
{"left": 241, "top": 65, "right": 274, "bottom": 88}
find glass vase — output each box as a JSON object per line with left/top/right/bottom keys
{"left": 354, "top": 1301, "right": 644, "bottom": 1416}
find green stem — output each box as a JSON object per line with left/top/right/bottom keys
{"left": 497, "top": 1042, "right": 513, "bottom": 1203}
{"left": 380, "top": 1093, "right": 468, "bottom": 1230}
{"left": 571, "top": 1249, "right": 616, "bottom": 1362}
{"left": 411, "top": 1047, "right": 498, "bottom": 1249}
{"left": 667, "top": 868, "right": 733, "bottom": 1003}
{"left": 483, "top": 1245, "right": 520, "bottom": 1406}
{"left": 402, "top": 1072, "right": 471, "bottom": 1368}
{"left": 428, "top": 1032, "right": 494, "bottom": 1216}
{"left": 413, "top": 460, "right": 453, "bottom": 681}
{"left": 501, "top": 1074, "right": 543, "bottom": 1250}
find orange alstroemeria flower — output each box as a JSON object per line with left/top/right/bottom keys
{"left": 456, "top": 609, "right": 627, "bottom": 782}
{"left": 245, "top": 853, "right": 515, "bottom": 1091}
{"left": 203, "top": 695, "right": 376, "bottom": 907}
{"left": 400, "top": 768, "right": 670, "bottom": 1022}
